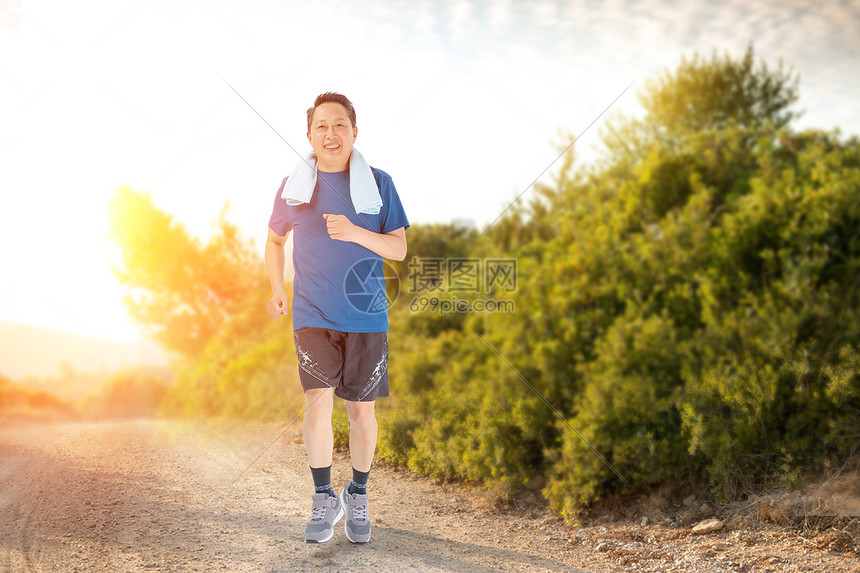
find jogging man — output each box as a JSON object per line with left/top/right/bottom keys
{"left": 265, "top": 92, "right": 409, "bottom": 544}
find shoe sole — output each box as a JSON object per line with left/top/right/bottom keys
{"left": 340, "top": 489, "right": 371, "bottom": 544}
{"left": 304, "top": 502, "right": 344, "bottom": 544}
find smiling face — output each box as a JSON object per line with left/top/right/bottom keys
{"left": 307, "top": 102, "right": 358, "bottom": 172}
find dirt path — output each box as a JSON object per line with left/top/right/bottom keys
{"left": 0, "top": 420, "right": 857, "bottom": 572}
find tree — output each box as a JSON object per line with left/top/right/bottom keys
{"left": 598, "top": 44, "right": 799, "bottom": 169}
{"left": 373, "top": 46, "right": 860, "bottom": 521}
{"left": 109, "top": 187, "right": 268, "bottom": 357}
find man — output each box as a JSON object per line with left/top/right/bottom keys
{"left": 265, "top": 92, "right": 409, "bottom": 544}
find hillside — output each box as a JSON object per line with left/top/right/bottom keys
{"left": 0, "top": 321, "right": 168, "bottom": 380}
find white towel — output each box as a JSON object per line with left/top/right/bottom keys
{"left": 280, "top": 147, "right": 382, "bottom": 215}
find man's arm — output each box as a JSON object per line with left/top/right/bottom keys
{"left": 265, "top": 227, "right": 290, "bottom": 318}
{"left": 322, "top": 214, "right": 407, "bottom": 261}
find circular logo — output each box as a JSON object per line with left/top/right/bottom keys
{"left": 344, "top": 258, "right": 401, "bottom": 314}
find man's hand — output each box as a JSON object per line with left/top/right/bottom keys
{"left": 323, "top": 213, "right": 356, "bottom": 241}
{"left": 267, "top": 291, "right": 289, "bottom": 319}
{"left": 321, "top": 214, "right": 408, "bottom": 260}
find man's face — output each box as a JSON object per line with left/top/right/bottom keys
{"left": 307, "top": 102, "right": 357, "bottom": 172}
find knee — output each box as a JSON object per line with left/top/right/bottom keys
{"left": 305, "top": 389, "right": 333, "bottom": 424}
{"left": 305, "top": 408, "right": 331, "bottom": 427}
{"left": 347, "top": 403, "right": 377, "bottom": 428}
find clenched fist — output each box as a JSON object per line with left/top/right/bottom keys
{"left": 323, "top": 213, "right": 356, "bottom": 241}
{"left": 267, "top": 292, "right": 289, "bottom": 319}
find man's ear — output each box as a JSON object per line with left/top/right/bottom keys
{"left": 307, "top": 131, "right": 312, "bottom": 144}
{"left": 353, "top": 126, "right": 358, "bottom": 141}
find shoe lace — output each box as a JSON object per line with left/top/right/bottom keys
{"left": 351, "top": 500, "right": 368, "bottom": 522}
{"left": 311, "top": 504, "right": 328, "bottom": 521}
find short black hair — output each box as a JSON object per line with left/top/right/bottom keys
{"left": 307, "top": 92, "right": 357, "bottom": 131}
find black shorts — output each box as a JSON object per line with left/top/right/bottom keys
{"left": 293, "top": 327, "right": 389, "bottom": 402}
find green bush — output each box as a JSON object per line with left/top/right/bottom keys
{"left": 376, "top": 47, "right": 860, "bottom": 520}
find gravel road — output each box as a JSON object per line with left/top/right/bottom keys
{"left": 0, "top": 420, "right": 857, "bottom": 572}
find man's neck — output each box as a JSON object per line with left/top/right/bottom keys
{"left": 317, "top": 154, "right": 351, "bottom": 173}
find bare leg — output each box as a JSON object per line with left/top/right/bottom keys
{"left": 345, "top": 400, "right": 377, "bottom": 473}
{"left": 303, "top": 388, "right": 335, "bottom": 468}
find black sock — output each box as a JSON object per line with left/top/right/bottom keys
{"left": 348, "top": 467, "right": 370, "bottom": 495}
{"left": 311, "top": 465, "right": 335, "bottom": 496}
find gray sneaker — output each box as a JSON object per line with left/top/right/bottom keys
{"left": 304, "top": 491, "right": 344, "bottom": 543}
{"left": 340, "top": 486, "right": 371, "bottom": 544}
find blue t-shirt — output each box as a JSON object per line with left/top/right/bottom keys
{"left": 268, "top": 166, "right": 410, "bottom": 333}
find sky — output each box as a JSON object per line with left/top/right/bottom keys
{"left": 1, "top": 0, "right": 859, "bottom": 342}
